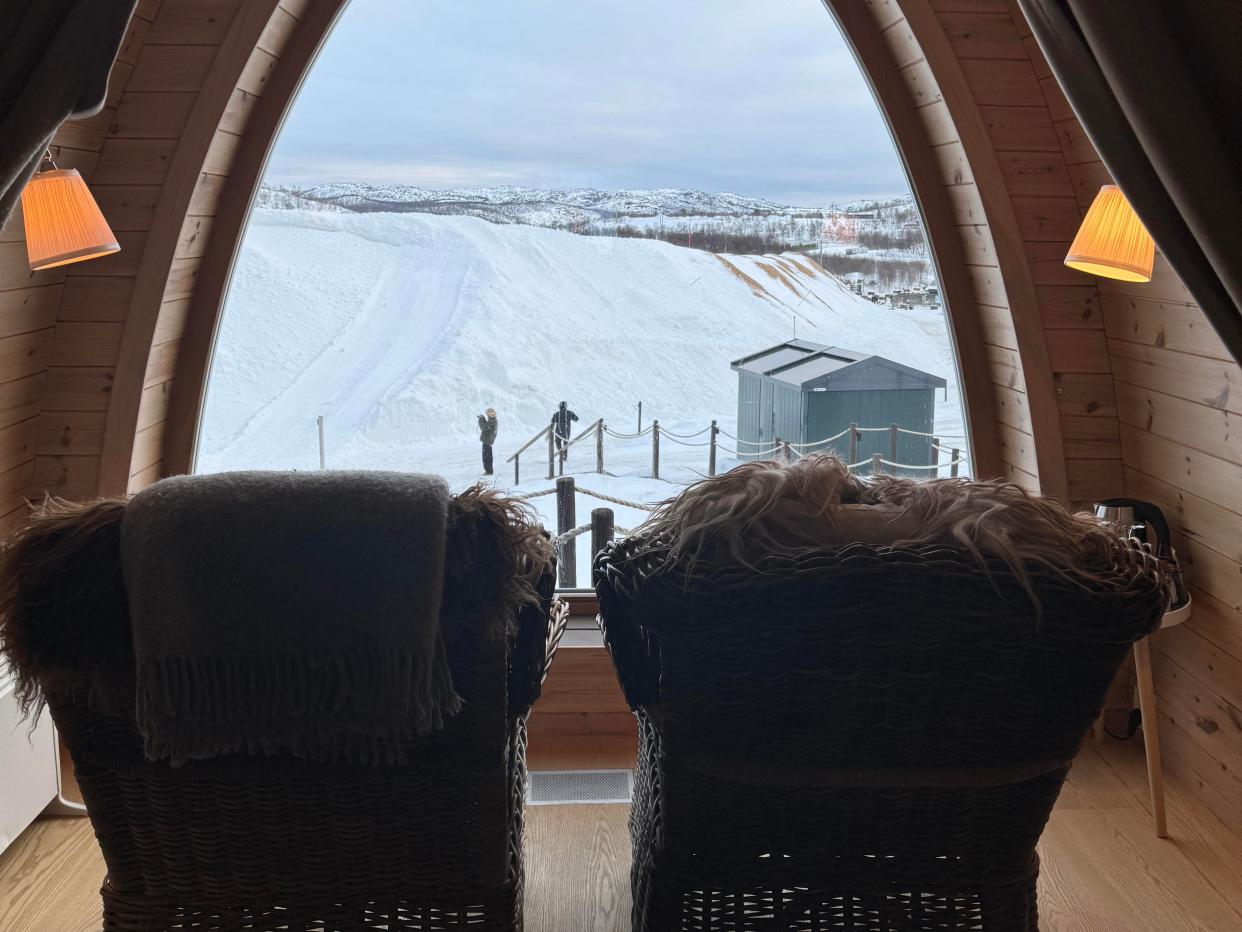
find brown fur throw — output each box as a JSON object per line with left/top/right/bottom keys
{"left": 632, "top": 454, "right": 1126, "bottom": 597}
{"left": 0, "top": 497, "right": 131, "bottom": 720}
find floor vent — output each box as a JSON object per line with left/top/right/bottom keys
{"left": 528, "top": 769, "right": 633, "bottom": 805}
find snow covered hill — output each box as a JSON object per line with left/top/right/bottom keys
{"left": 198, "top": 209, "right": 965, "bottom": 578}
{"left": 202, "top": 208, "right": 962, "bottom": 473}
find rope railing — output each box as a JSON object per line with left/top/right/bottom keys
{"left": 786, "top": 427, "right": 851, "bottom": 448}
{"left": 660, "top": 434, "right": 712, "bottom": 447}
{"left": 715, "top": 443, "right": 782, "bottom": 458}
{"left": 896, "top": 426, "right": 966, "bottom": 441}
{"left": 512, "top": 488, "right": 555, "bottom": 501}
{"left": 878, "top": 458, "right": 968, "bottom": 471}
{"left": 603, "top": 425, "right": 653, "bottom": 439}
{"left": 508, "top": 414, "right": 971, "bottom": 486}
{"left": 575, "top": 486, "right": 656, "bottom": 511}
{"left": 659, "top": 425, "right": 712, "bottom": 439}
{"left": 554, "top": 524, "right": 591, "bottom": 545}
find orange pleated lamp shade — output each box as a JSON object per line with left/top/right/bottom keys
{"left": 21, "top": 168, "right": 120, "bottom": 272}
{"left": 1064, "top": 184, "right": 1154, "bottom": 283}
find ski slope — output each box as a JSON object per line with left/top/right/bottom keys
{"left": 199, "top": 209, "right": 967, "bottom": 581}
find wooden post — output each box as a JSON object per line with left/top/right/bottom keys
{"left": 556, "top": 476, "right": 576, "bottom": 588}
{"left": 931, "top": 436, "right": 939, "bottom": 469}
{"left": 774, "top": 436, "right": 782, "bottom": 463}
{"left": 514, "top": 452, "right": 520, "bottom": 485}
{"left": 849, "top": 422, "right": 858, "bottom": 465}
{"left": 591, "top": 507, "right": 614, "bottom": 566}
{"left": 637, "top": 401, "right": 642, "bottom": 435}
{"left": 951, "top": 448, "right": 960, "bottom": 478}
{"left": 652, "top": 420, "right": 660, "bottom": 480}
{"left": 547, "top": 427, "right": 555, "bottom": 480}
{"left": 595, "top": 419, "right": 604, "bottom": 474}
{"left": 872, "top": 452, "right": 883, "bottom": 476}
{"left": 709, "top": 419, "right": 718, "bottom": 477}
{"left": 316, "top": 415, "right": 326, "bottom": 470}
{"left": 889, "top": 423, "right": 899, "bottom": 473}
{"left": 783, "top": 440, "right": 792, "bottom": 464}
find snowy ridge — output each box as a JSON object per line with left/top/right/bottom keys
{"left": 263, "top": 183, "right": 916, "bottom": 230}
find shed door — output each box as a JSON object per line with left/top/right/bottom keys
{"left": 759, "top": 379, "right": 775, "bottom": 445}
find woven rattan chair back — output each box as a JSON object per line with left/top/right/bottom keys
{"left": 596, "top": 541, "right": 1165, "bottom": 932}
{"left": 8, "top": 493, "right": 562, "bottom": 932}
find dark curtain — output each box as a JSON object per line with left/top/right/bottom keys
{"left": 1017, "top": 0, "right": 1242, "bottom": 365}
{"left": 0, "top": 0, "right": 137, "bottom": 228}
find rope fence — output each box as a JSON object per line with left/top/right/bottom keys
{"left": 575, "top": 486, "right": 656, "bottom": 512}
{"left": 506, "top": 414, "right": 971, "bottom": 488}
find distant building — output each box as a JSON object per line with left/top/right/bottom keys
{"left": 730, "top": 340, "right": 947, "bottom": 473}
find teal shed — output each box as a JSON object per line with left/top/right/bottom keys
{"left": 730, "top": 340, "right": 947, "bottom": 472}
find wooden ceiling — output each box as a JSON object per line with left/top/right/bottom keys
{"left": 0, "top": 0, "right": 1237, "bottom": 836}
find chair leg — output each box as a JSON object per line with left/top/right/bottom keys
{"left": 1132, "top": 638, "right": 1168, "bottom": 838}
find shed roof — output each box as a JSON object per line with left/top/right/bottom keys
{"left": 731, "top": 340, "right": 946, "bottom": 391}
{"left": 730, "top": 339, "right": 832, "bottom": 375}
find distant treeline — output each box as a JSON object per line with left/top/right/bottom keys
{"left": 608, "top": 224, "right": 793, "bottom": 255}
{"left": 563, "top": 218, "right": 928, "bottom": 258}
{"left": 858, "top": 226, "right": 926, "bottom": 253}
{"left": 816, "top": 254, "right": 931, "bottom": 292}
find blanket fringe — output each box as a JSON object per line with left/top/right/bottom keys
{"left": 136, "top": 645, "right": 462, "bottom": 767}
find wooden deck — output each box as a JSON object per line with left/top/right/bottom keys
{"left": 1, "top": 736, "right": 1240, "bottom": 931}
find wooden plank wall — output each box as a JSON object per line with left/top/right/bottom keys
{"left": 7, "top": 0, "right": 308, "bottom": 508}
{"left": 1096, "top": 184, "right": 1242, "bottom": 828}
{"left": 992, "top": 2, "right": 1242, "bottom": 832}
{"left": 0, "top": 1, "right": 161, "bottom": 531}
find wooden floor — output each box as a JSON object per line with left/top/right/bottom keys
{"left": 2, "top": 737, "right": 1241, "bottom": 931}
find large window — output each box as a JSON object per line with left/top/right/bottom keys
{"left": 198, "top": 0, "right": 969, "bottom": 586}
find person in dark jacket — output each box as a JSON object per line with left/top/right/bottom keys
{"left": 550, "top": 401, "right": 578, "bottom": 465}
{"left": 478, "top": 408, "right": 498, "bottom": 475}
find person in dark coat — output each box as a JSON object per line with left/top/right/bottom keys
{"left": 550, "top": 401, "right": 578, "bottom": 463}
{"left": 478, "top": 407, "right": 498, "bottom": 475}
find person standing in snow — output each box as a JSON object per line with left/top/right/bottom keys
{"left": 478, "top": 408, "right": 498, "bottom": 475}
{"left": 550, "top": 401, "right": 578, "bottom": 466}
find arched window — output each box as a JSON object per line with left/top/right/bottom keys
{"left": 198, "top": 0, "right": 969, "bottom": 585}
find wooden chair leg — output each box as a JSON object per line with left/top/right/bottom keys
{"left": 1133, "top": 637, "right": 1168, "bottom": 838}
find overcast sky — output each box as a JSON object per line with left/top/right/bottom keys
{"left": 265, "top": 0, "right": 910, "bottom": 205}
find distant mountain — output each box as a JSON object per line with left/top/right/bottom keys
{"left": 258, "top": 182, "right": 915, "bottom": 229}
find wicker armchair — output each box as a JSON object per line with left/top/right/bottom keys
{"left": 1, "top": 489, "right": 567, "bottom": 932}
{"left": 596, "top": 539, "right": 1165, "bottom": 932}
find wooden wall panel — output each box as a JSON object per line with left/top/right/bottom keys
{"left": 1092, "top": 173, "right": 1242, "bottom": 838}
{"left": 995, "top": 0, "right": 1242, "bottom": 831}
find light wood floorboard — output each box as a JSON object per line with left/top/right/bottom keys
{"left": 2, "top": 738, "right": 1240, "bottom": 931}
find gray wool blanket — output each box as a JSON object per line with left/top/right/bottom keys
{"left": 121, "top": 471, "right": 460, "bottom": 766}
